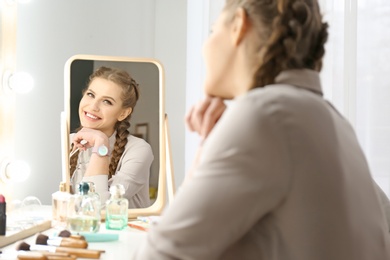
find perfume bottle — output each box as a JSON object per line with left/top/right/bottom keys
{"left": 51, "top": 182, "right": 71, "bottom": 229}
{"left": 105, "top": 184, "right": 128, "bottom": 230}
{"left": 67, "top": 182, "right": 101, "bottom": 233}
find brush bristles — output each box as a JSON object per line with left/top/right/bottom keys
{"left": 58, "top": 230, "right": 71, "bottom": 238}
{"left": 36, "top": 234, "right": 49, "bottom": 245}
{"left": 59, "top": 229, "right": 86, "bottom": 240}
{"left": 16, "top": 241, "right": 31, "bottom": 251}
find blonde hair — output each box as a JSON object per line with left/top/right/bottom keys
{"left": 224, "top": 0, "right": 328, "bottom": 88}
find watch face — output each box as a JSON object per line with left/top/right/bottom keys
{"left": 98, "top": 145, "right": 109, "bottom": 156}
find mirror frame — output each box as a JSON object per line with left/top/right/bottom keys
{"left": 63, "top": 54, "right": 167, "bottom": 219}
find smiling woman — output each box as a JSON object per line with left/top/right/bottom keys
{"left": 68, "top": 66, "right": 153, "bottom": 209}
{"left": 63, "top": 54, "right": 168, "bottom": 219}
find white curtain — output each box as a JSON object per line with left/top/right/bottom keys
{"left": 320, "top": 0, "right": 390, "bottom": 196}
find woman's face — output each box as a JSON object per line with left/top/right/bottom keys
{"left": 79, "top": 78, "right": 130, "bottom": 136}
{"left": 203, "top": 10, "right": 237, "bottom": 99}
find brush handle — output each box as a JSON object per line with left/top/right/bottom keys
{"left": 46, "top": 256, "right": 77, "bottom": 260}
{"left": 48, "top": 237, "right": 88, "bottom": 248}
{"left": 38, "top": 252, "right": 77, "bottom": 260}
{"left": 39, "top": 252, "right": 70, "bottom": 257}
{"left": 55, "top": 247, "right": 101, "bottom": 259}
{"left": 69, "top": 234, "right": 85, "bottom": 240}
{"left": 17, "top": 252, "right": 47, "bottom": 260}
{"left": 60, "top": 237, "right": 88, "bottom": 248}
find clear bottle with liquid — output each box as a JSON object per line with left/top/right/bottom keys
{"left": 106, "top": 184, "right": 128, "bottom": 230}
{"left": 67, "top": 182, "right": 101, "bottom": 233}
{"left": 52, "top": 182, "right": 71, "bottom": 229}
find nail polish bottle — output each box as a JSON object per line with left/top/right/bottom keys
{"left": 106, "top": 184, "right": 128, "bottom": 230}
{"left": 0, "top": 194, "right": 6, "bottom": 235}
{"left": 51, "top": 182, "right": 71, "bottom": 229}
{"left": 67, "top": 182, "right": 101, "bottom": 233}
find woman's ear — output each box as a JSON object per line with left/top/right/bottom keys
{"left": 231, "top": 7, "right": 249, "bottom": 46}
{"left": 118, "top": 107, "right": 132, "bottom": 121}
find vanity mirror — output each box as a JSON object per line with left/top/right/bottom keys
{"left": 63, "top": 54, "right": 167, "bottom": 219}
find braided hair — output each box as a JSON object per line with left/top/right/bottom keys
{"left": 224, "top": 0, "right": 328, "bottom": 88}
{"left": 70, "top": 66, "right": 140, "bottom": 179}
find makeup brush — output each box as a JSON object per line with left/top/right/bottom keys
{"left": 36, "top": 233, "right": 88, "bottom": 248}
{"left": 57, "top": 229, "right": 117, "bottom": 243}
{"left": 15, "top": 242, "right": 76, "bottom": 260}
{"left": 58, "top": 230, "right": 85, "bottom": 240}
{"left": 1, "top": 251, "right": 47, "bottom": 260}
{"left": 17, "top": 242, "right": 101, "bottom": 259}
{"left": 9, "top": 250, "right": 77, "bottom": 260}
{"left": 69, "top": 140, "right": 87, "bottom": 157}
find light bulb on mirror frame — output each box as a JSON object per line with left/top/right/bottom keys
{"left": 2, "top": 70, "right": 34, "bottom": 94}
{"left": 0, "top": 157, "right": 31, "bottom": 183}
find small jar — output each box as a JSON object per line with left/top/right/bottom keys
{"left": 105, "top": 184, "right": 128, "bottom": 230}
{"left": 67, "top": 182, "right": 101, "bottom": 233}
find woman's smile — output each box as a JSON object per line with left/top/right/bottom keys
{"left": 84, "top": 111, "right": 101, "bottom": 121}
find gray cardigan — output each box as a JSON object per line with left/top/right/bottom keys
{"left": 134, "top": 69, "right": 390, "bottom": 259}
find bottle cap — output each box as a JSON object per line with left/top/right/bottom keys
{"left": 109, "top": 184, "right": 125, "bottom": 196}
{"left": 78, "top": 182, "right": 90, "bottom": 195}
{"left": 85, "top": 182, "right": 96, "bottom": 193}
{"left": 0, "top": 194, "right": 6, "bottom": 212}
{"left": 59, "top": 182, "right": 67, "bottom": 192}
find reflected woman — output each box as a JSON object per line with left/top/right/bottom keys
{"left": 69, "top": 66, "right": 153, "bottom": 208}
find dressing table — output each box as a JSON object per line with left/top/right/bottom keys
{"left": 1, "top": 220, "right": 148, "bottom": 260}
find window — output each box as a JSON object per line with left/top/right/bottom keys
{"left": 321, "top": 0, "right": 390, "bottom": 195}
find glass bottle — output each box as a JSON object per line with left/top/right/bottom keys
{"left": 51, "top": 182, "right": 71, "bottom": 229}
{"left": 105, "top": 184, "right": 128, "bottom": 230}
{"left": 67, "top": 182, "right": 101, "bottom": 233}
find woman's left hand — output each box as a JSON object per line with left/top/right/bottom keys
{"left": 72, "top": 128, "right": 109, "bottom": 152}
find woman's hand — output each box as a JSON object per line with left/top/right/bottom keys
{"left": 72, "top": 128, "right": 109, "bottom": 152}
{"left": 185, "top": 96, "right": 226, "bottom": 142}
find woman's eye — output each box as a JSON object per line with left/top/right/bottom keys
{"left": 86, "top": 92, "right": 94, "bottom": 98}
{"left": 103, "top": 100, "right": 113, "bottom": 105}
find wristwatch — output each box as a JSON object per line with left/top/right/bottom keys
{"left": 92, "top": 144, "right": 110, "bottom": 157}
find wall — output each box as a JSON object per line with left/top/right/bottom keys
{"left": 154, "top": 0, "right": 187, "bottom": 188}
{"left": 185, "top": 0, "right": 224, "bottom": 174}
{"left": 12, "top": 0, "right": 187, "bottom": 204}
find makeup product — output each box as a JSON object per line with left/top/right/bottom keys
{"left": 57, "top": 229, "right": 118, "bottom": 243}
{"left": 3, "top": 247, "right": 77, "bottom": 260}
{"left": 51, "top": 183, "right": 71, "bottom": 229}
{"left": 105, "top": 184, "right": 128, "bottom": 230}
{"left": 0, "top": 194, "right": 6, "bottom": 236}
{"left": 67, "top": 182, "right": 101, "bottom": 233}
{"left": 36, "top": 234, "right": 88, "bottom": 249}
{"left": 17, "top": 242, "right": 101, "bottom": 259}
{"left": 58, "top": 230, "right": 85, "bottom": 240}
{"left": 16, "top": 251, "right": 77, "bottom": 260}
{"left": 69, "top": 140, "right": 87, "bottom": 158}
{"left": 77, "top": 232, "right": 119, "bottom": 243}
{"left": 127, "top": 220, "right": 149, "bottom": 232}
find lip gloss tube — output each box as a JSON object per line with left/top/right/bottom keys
{"left": 0, "top": 194, "right": 6, "bottom": 236}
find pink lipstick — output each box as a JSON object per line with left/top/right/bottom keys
{"left": 0, "top": 194, "right": 6, "bottom": 235}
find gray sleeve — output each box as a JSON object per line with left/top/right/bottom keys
{"left": 373, "top": 181, "right": 390, "bottom": 232}
{"left": 111, "top": 140, "right": 154, "bottom": 207}
{"left": 132, "top": 97, "right": 291, "bottom": 259}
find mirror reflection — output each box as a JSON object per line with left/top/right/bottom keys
{"left": 64, "top": 55, "right": 162, "bottom": 211}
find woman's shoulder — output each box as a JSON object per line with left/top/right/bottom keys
{"left": 126, "top": 134, "right": 152, "bottom": 149}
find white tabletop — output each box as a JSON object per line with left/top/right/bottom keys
{"left": 0, "top": 205, "right": 148, "bottom": 260}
